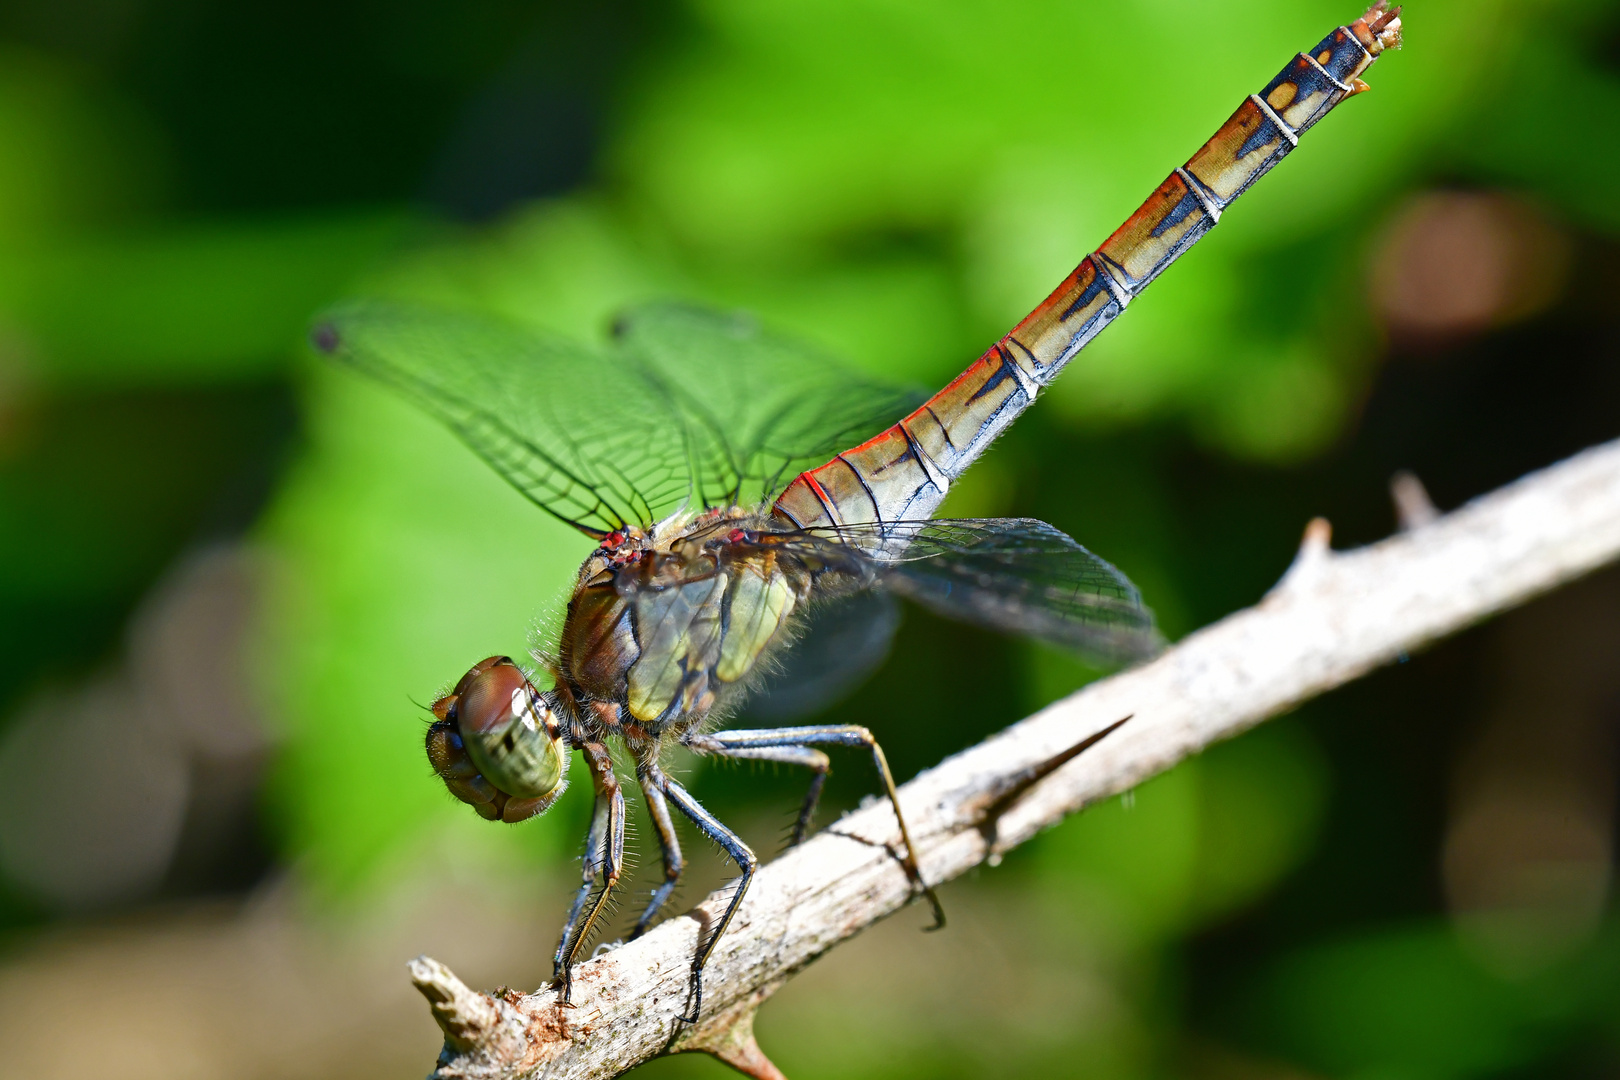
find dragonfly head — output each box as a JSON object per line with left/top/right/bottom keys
{"left": 426, "top": 656, "right": 569, "bottom": 823}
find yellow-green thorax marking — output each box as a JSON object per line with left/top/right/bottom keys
{"left": 558, "top": 509, "right": 862, "bottom": 729}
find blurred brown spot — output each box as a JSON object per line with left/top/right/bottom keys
{"left": 0, "top": 545, "right": 272, "bottom": 910}
{"left": 1441, "top": 566, "right": 1620, "bottom": 976}
{"left": 1369, "top": 191, "right": 1572, "bottom": 346}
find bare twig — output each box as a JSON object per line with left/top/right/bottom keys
{"left": 417, "top": 438, "right": 1620, "bottom": 1080}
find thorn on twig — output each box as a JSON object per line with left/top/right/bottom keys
{"left": 1273, "top": 517, "right": 1334, "bottom": 596}
{"left": 1390, "top": 469, "right": 1439, "bottom": 531}
{"left": 678, "top": 999, "right": 786, "bottom": 1080}
{"left": 1300, "top": 516, "right": 1332, "bottom": 555}
{"left": 973, "top": 715, "right": 1133, "bottom": 862}
{"left": 410, "top": 955, "right": 500, "bottom": 1053}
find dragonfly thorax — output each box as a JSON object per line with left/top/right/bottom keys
{"left": 558, "top": 510, "right": 830, "bottom": 733}
{"left": 593, "top": 524, "right": 649, "bottom": 570}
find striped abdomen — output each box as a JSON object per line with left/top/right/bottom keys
{"left": 774, "top": 6, "right": 1401, "bottom": 533}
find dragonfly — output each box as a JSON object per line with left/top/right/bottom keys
{"left": 312, "top": 3, "right": 1401, "bottom": 1023}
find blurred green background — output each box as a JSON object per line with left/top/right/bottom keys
{"left": 3, "top": 1, "right": 1620, "bottom": 1077}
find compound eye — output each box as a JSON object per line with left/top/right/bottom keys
{"left": 454, "top": 661, "right": 566, "bottom": 801}
{"left": 431, "top": 659, "right": 509, "bottom": 722}
{"left": 455, "top": 661, "right": 527, "bottom": 737}
{"left": 450, "top": 655, "right": 513, "bottom": 700}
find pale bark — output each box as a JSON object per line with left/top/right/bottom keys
{"left": 413, "top": 437, "right": 1620, "bottom": 1080}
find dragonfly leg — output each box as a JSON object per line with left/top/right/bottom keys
{"left": 689, "top": 725, "right": 944, "bottom": 930}
{"left": 793, "top": 769, "right": 828, "bottom": 848}
{"left": 657, "top": 775, "right": 757, "bottom": 1024}
{"left": 686, "top": 734, "right": 830, "bottom": 846}
{"left": 628, "top": 762, "right": 685, "bottom": 940}
{"left": 553, "top": 789, "right": 608, "bottom": 993}
{"left": 552, "top": 741, "right": 624, "bottom": 1005}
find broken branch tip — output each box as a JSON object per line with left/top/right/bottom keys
{"left": 409, "top": 954, "right": 500, "bottom": 1052}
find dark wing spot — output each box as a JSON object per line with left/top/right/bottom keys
{"left": 310, "top": 322, "right": 341, "bottom": 354}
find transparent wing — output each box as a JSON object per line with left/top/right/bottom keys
{"left": 612, "top": 304, "right": 927, "bottom": 509}
{"left": 312, "top": 300, "right": 925, "bottom": 535}
{"left": 805, "top": 518, "right": 1161, "bottom": 666}
{"left": 312, "top": 299, "right": 691, "bottom": 536}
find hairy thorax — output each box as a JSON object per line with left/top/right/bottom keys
{"left": 556, "top": 508, "right": 839, "bottom": 741}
